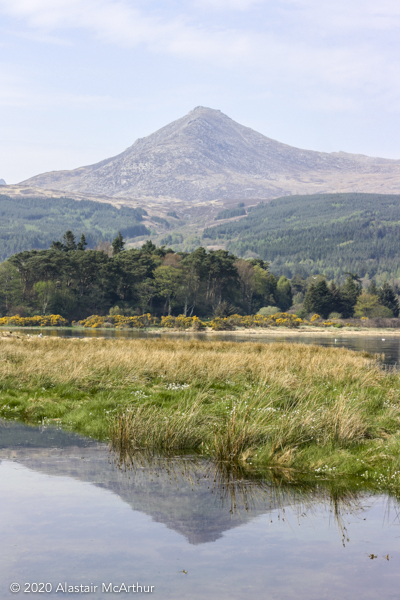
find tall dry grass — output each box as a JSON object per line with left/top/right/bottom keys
{"left": 1, "top": 337, "right": 398, "bottom": 471}
{"left": 0, "top": 336, "right": 383, "bottom": 388}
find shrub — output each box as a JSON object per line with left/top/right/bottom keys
{"left": 0, "top": 314, "right": 67, "bottom": 327}
{"left": 328, "top": 312, "right": 342, "bottom": 319}
{"left": 354, "top": 293, "right": 393, "bottom": 318}
{"left": 257, "top": 306, "right": 280, "bottom": 316}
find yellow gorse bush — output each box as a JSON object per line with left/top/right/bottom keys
{"left": 209, "top": 313, "right": 302, "bottom": 330}
{"left": 310, "top": 314, "right": 321, "bottom": 322}
{"left": 78, "top": 313, "right": 158, "bottom": 329}
{"left": 0, "top": 312, "right": 308, "bottom": 330}
{"left": 78, "top": 314, "right": 207, "bottom": 329}
{"left": 0, "top": 315, "right": 68, "bottom": 327}
{"left": 76, "top": 313, "right": 304, "bottom": 330}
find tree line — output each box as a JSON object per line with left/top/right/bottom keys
{"left": 203, "top": 192, "right": 400, "bottom": 282}
{"left": 0, "top": 193, "right": 149, "bottom": 262}
{"left": 0, "top": 231, "right": 398, "bottom": 321}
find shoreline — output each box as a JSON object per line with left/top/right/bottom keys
{"left": 2, "top": 325, "right": 400, "bottom": 338}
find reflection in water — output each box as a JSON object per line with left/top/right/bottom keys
{"left": 1, "top": 418, "right": 394, "bottom": 546}
{"left": 1, "top": 419, "right": 400, "bottom": 600}
{"left": 112, "top": 448, "right": 392, "bottom": 547}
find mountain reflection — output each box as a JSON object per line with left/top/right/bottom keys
{"left": 1, "top": 419, "right": 398, "bottom": 546}
{"left": 113, "top": 448, "right": 375, "bottom": 545}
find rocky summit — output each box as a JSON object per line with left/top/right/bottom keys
{"left": 21, "top": 107, "right": 400, "bottom": 203}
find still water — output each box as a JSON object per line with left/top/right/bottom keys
{"left": 0, "top": 420, "right": 399, "bottom": 599}
{"left": 11, "top": 327, "right": 400, "bottom": 367}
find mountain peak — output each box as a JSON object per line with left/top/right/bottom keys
{"left": 20, "top": 108, "right": 400, "bottom": 202}
{"left": 189, "top": 106, "right": 223, "bottom": 115}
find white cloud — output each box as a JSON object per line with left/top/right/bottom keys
{"left": 0, "top": 74, "right": 137, "bottom": 110}
{"left": 0, "top": 0, "right": 400, "bottom": 112}
{"left": 283, "top": 0, "right": 400, "bottom": 32}
{"left": 192, "top": 0, "right": 265, "bottom": 10}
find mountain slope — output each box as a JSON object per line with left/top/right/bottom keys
{"left": 203, "top": 192, "right": 400, "bottom": 279}
{"left": 21, "top": 107, "right": 400, "bottom": 202}
{"left": 0, "top": 193, "right": 149, "bottom": 261}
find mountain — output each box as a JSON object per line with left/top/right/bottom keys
{"left": 20, "top": 107, "right": 400, "bottom": 203}
{"left": 0, "top": 179, "right": 6, "bottom": 185}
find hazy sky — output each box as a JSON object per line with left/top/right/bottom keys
{"left": 1, "top": 0, "right": 399, "bottom": 183}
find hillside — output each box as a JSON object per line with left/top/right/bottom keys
{"left": 0, "top": 194, "right": 149, "bottom": 261}
{"left": 203, "top": 192, "right": 400, "bottom": 280}
{"left": 20, "top": 107, "right": 400, "bottom": 202}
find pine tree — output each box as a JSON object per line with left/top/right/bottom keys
{"left": 77, "top": 234, "right": 87, "bottom": 251}
{"left": 340, "top": 275, "right": 361, "bottom": 317}
{"left": 112, "top": 232, "right": 125, "bottom": 255}
{"left": 378, "top": 283, "right": 399, "bottom": 317}
{"left": 367, "top": 279, "right": 378, "bottom": 295}
{"left": 303, "top": 280, "right": 333, "bottom": 318}
{"left": 62, "top": 230, "right": 77, "bottom": 251}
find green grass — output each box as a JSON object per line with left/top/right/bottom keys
{"left": 0, "top": 336, "right": 400, "bottom": 492}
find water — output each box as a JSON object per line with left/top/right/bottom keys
{"left": 8, "top": 327, "right": 400, "bottom": 367}
{"left": 0, "top": 420, "right": 399, "bottom": 599}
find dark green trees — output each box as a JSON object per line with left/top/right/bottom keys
{"left": 340, "top": 275, "right": 362, "bottom": 318}
{"left": 378, "top": 283, "right": 400, "bottom": 317}
{"left": 275, "top": 276, "right": 293, "bottom": 311}
{"left": 2, "top": 229, "right": 399, "bottom": 321}
{"left": 303, "top": 280, "right": 333, "bottom": 318}
{"left": 112, "top": 232, "right": 125, "bottom": 255}
{"left": 62, "top": 231, "right": 77, "bottom": 251}
{"left": 77, "top": 234, "right": 87, "bottom": 251}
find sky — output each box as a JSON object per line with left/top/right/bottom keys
{"left": 1, "top": 0, "right": 399, "bottom": 183}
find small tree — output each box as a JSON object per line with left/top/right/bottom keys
{"left": 354, "top": 293, "right": 393, "bottom": 318}
{"left": 340, "top": 274, "right": 362, "bottom": 318}
{"left": 154, "top": 265, "right": 182, "bottom": 315}
{"left": 51, "top": 241, "right": 64, "bottom": 251}
{"left": 378, "top": 283, "right": 399, "bottom": 317}
{"left": 367, "top": 279, "right": 378, "bottom": 295}
{"left": 62, "top": 230, "right": 77, "bottom": 251}
{"left": 275, "top": 276, "right": 293, "bottom": 311}
{"left": 34, "top": 281, "right": 56, "bottom": 315}
{"left": 112, "top": 232, "right": 125, "bottom": 255}
{"left": 257, "top": 306, "right": 280, "bottom": 316}
{"left": 77, "top": 234, "right": 87, "bottom": 251}
{"left": 303, "top": 280, "right": 333, "bottom": 318}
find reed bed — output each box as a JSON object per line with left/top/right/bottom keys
{"left": 0, "top": 336, "right": 399, "bottom": 482}
{"left": 0, "top": 336, "right": 383, "bottom": 387}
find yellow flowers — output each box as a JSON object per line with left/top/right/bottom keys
{"left": 78, "top": 313, "right": 158, "bottom": 329}
{"left": 77, "top": 314, "right": 209, "bottom": 330}
{"left": 209, "top": 313, "right": 302, "bottom": 330}
{"left": 0, "top": 312, "right": 306, "bottom": 331}
{"left": 0, "top": 315, "right": 67, "bottom": 327}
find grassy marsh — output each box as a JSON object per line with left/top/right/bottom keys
{"left": 0, "top": 336, "right": 400, "bottom": 488}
